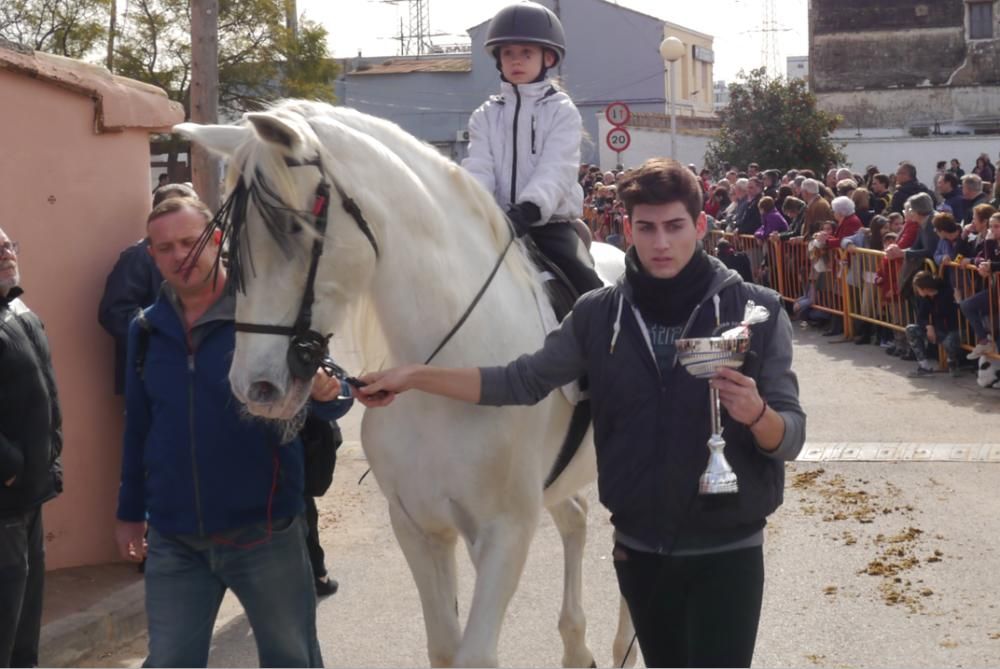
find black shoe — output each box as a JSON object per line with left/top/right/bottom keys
{"left": 315, "top": 576, "right": 339, "bottom": 597}
{"left": 885, "top": 345, "right": 898, "bottom": 356}
{"left": 899, "top": 350, "right": 917, "bottom": 361}
{"left": 822, "top": 329, "right": 843, "bottom": 337}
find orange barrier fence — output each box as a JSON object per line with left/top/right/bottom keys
{"left": 942, "top": 259, "right": 999, "bottom": 353}
{"left": 706, "top": 229, "right": 998, "bottom": 358}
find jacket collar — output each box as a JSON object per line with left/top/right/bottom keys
{"left": 148, "top": 282, "right": 235, "bottom": 339}
{"left": 0, "top": 285, "right": 23, "bottom": 310}
{"left": 616, "top": 252, "right": 741, "bottom": 307}
{"left": 498, "top": 79, "right": 557, "bottom": 102}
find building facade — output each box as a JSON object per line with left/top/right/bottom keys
{"left": 713, "top": 80, "right": 730, "bottom": 111}
{"left": 0, "top": 42, "right": 183, "bottom": 569}
{"left": 336, "top": 0, "right": 715, "bottom": 165}
{"left": 809, "top": 0, "right": 1000, "bottom": 135}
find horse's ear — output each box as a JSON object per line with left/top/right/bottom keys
{"left": 173, "top": 123, "right": 247, "bottom": 158}
{"left": 245, "top": 113, "right": 302, "bottom": 151}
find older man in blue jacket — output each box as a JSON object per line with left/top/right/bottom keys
{"left": 115, "top": 198, "right": 351, "bottom": 668}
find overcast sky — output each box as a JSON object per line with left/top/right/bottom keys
{"left": 298, "top": 0, "right": 808, "bottom": 83}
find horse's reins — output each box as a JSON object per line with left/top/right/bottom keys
{"left": 228, "top": 155, "right": 380, "bottom": 385}
{"left": 226, "top": 153, "right": 516, "bottom": 399}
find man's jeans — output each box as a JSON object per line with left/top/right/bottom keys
{"left": 0, "top": 507, "right": 45, "bottom": 668}
{"left": 905, "top": 324, "right": 961, "bottom": 364}
{"left": 143, "top": 515, "right": 321, "bottom": 668}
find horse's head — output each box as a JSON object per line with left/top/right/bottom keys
{"left": 175, "top": 110, "right": 380, "bottom": 420}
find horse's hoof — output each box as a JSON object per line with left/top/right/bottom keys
{"left": 589, "top": 661, "right": 597, "bottom": 669}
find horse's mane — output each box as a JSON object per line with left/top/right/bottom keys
{"left": 274, "top": 100, "right": 520, "bottom": 257}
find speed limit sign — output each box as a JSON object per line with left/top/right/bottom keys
{"left": 606, "top": 127, "right": 631, "bottom": 153}
{"left": 605, "top": 101, "right": 631, "bottom": 127}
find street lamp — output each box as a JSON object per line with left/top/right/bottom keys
{"left": 659, "top": 36, "right": 685, "bottom": 160}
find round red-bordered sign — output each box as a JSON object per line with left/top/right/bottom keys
{"left": 606, "top": 127, "right": 631, "bottom": 153}
{"left": 605, "top": 101, "right": 631, "bottom": 127}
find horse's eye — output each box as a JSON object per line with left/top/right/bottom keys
{"left": 289, "top": 220, "right": 303, "bottom": 234}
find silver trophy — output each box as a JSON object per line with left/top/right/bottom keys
{"left": 676, "top": 301, "right": 770, "bottom": 495}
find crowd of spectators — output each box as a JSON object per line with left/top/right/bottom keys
{"left": 580, "top": 151, "right": 1000, "bottom": 382}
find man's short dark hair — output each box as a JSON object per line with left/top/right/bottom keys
{"left": 873, "top": 173, "right": 890, "bottom": 188}
{"left": 898, "top": 162, "right": 917, "bottom": 180}
{"left": 618, "top": 158, "right": 703, "bottom": 223}
{"left": 912, "top": 270, "right": 940, "bottom": 291}
{"left": 939, "top": 172, "right": 959, "bottom": 190}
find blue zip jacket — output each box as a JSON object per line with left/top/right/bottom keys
{"left": 116, "top": 286, "right": 352, "bottom": 536}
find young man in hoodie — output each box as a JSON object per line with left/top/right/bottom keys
{"left": 353, "top": 158, "right": 806, "bottom": 668}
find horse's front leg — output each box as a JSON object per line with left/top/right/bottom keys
{"left": 548, "top": 493, "right": 596, "bottom": 668}
{"left": 453, "top": 510, "right": 541, "bottom": 667}
{"left": 612, "top": 595, "right": 638, "bottom": 668}
{"left": 388, "top": 501, "right": 462, "bottom": 667}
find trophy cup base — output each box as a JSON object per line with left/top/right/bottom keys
{"left": 699, "top": 435, "right": 739, "bottom": 495}
{"left": 699, "top": 473, "right": 739, "bottom": 495}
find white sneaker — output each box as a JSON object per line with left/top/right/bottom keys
{"left": 967, "top": 338, "right": 995, "bottom": 360}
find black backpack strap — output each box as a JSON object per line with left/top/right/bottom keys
{"left": 134, "top": 309, "right": 152, "bottom": 380}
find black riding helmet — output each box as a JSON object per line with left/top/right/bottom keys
{"left": 484, "top": 1, "right": 566, "bottom": 77}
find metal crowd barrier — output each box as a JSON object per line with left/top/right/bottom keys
{"left": 706, "top": 230, "right": 999, "bottom": 360}
{"left": 942, "top": 259, "right": 999, "bottom": 356}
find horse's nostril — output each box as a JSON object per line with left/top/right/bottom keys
{"left": 248, "top": 381, "right": 281, "bottom": 404}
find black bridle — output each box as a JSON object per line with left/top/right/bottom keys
{"left": 208, "top": 152, "right": 514, "bottom": 388}
{"left": 220, "top": 155, "right": 380, "bottom": 382}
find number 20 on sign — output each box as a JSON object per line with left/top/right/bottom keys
{"left": 606, "top": 127, "right": 631, "bottom": 154}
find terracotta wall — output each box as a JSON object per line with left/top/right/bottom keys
{"left": 0, "top": 70, "right": 153, "bottom": 568}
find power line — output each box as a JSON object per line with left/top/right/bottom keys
{"left": 377, "top": 0, "right": 456, "bottom": 56}
{"left": 758, "top": 0, "right": 791, "bottom": 77}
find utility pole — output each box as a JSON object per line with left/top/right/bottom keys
{"left": 285, "top": 0, "right": 298, "bottom": 39}
{"left": 106, "top": 0, "right": 116, "bottom": 72}
{"left": 190, "top": 0, "right": 221, "bottom": 210}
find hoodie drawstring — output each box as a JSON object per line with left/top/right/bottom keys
{"left": 610, "top": 294, "right": 624, "bottom": 354}
{"left": 713, "top": 294, "right": 721, "bottom": 329}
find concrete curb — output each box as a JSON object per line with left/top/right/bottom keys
{"left": 39, "top": 579, "right": 146, "bottom": 667}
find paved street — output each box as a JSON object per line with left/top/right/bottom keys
{"left": 94, "top": 326, "right": 1000, "bottom": 667}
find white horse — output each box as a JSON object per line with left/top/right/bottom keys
{"left": 176, "top": 100, "right": 635, "bottom": 667}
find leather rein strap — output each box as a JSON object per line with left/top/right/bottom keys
{"left": 231, "top": 151, "right": 515, "bottom": 384}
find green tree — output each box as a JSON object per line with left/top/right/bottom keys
{"left": 112, "top": 0, "right": 338, "bottom": 177}
{"left": 0, "top": 0, "right": 110, "bottom": 58}
{"left": 114, "top": 0, "right": 338, "bottom": 117}
{"left": 705, "top": 68, "right": 844, "bottom": 174}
